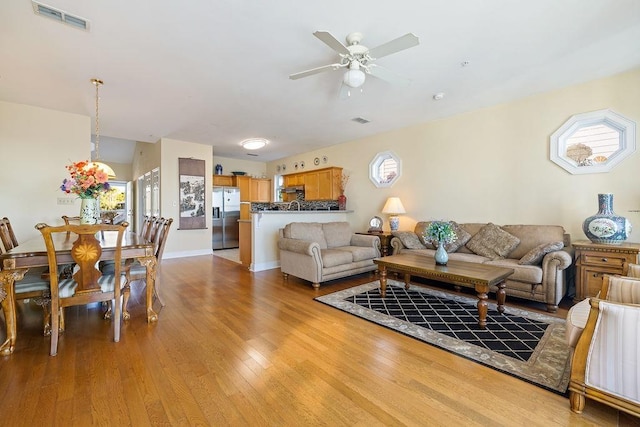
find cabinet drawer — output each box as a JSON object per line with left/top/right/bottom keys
{"left": 582, "top": 254, "right": 627, "bottom": 269}
{"left": 583, "top": 269, "right": 607, "bottom": 298}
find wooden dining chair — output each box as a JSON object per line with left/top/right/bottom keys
{"left": 122, "top": 217, "right": 173, "bottom": 318}
{"left": 140, "top": 215, "right": 157, "bottom": 241}
{"left": 36, "top": 222, "right": 129, "bottom": 356}
{"left": 0, "top": 217, "right": 54, "bottom": 334}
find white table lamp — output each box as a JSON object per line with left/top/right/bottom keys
{"left": 382, "top": 197, "right": 406, "bottom": 232}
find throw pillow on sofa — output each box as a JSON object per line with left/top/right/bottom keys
{"left": 392, "top": 231, "right": 426, "bottom": 249}
{"left": 414, "top": 221, "right": 437, "bottom": 248}
{"left": 441, "top": 221, "right": 472, "bottom": 252}
{"left": 518, "top": 241, "right": 564, "bottom": 265}
{"left": 466, "top": 223, "right": 520, "bottom": 259}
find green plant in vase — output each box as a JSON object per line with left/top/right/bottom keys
{"left": 424, "top": 221, "right": 457, "bottom": 265}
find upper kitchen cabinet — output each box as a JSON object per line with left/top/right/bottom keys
{"left": 236, "top": 175, "right": 251, "bottom": 202}
{"left": 284, "top": 167, "right": 342, "bottom": 201}
{"left": 213, "top": 175, "right": 236, "bottom": 186}
{"left": 251, "top": 178, "right": 272, "bottom": 202}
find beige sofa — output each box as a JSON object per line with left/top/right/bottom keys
{"left": 390, "top": 222, "right": 573, "bottom": 312}
{"left": 278, "top": 222, "right": 381, "bottom": 289}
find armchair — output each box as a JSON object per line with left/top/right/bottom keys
{"left": 568, "top": 275, "right": 640, "bottom": 416}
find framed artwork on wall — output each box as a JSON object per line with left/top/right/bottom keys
{"left": 178, "top": 158, "right": 206, "bottom": 230}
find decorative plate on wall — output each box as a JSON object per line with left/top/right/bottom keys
{"left": 314, "top": 157, "right": 320, "bottom": 165}
{"left": 322, "top": 156, "right": 328, "bottom": 164}
{"left": 300, "top": 161, "right": 305, "bottom": 169}
{"left": 294, "top": 162, "right": 298, "bottom": 170}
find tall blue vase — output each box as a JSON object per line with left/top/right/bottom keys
{"left": 582, "top": 193, "right": 632, "bottom": 244}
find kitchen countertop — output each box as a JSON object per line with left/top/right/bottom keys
{"left": 251, "top": 210, "right": 353, "bottom": 214}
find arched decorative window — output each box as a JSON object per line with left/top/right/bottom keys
{"left": 369, "top": 151, "right": 401, "bottom": 187}
{"left": 550, "top": 109, "right": 636, "bottom": 174}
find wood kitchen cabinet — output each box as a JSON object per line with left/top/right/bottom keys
{"left": 236, "top": 176, "right": 251, "bottom": 202}
{"left": 239, "top": 220, "right": 252, "bottom": 268}
{"left": 573, "top": 240, "right": 640, "bottom": 301}
{"left": 213, "top": 175, "right": 236, "bottom": 186}
{"left": 283, "top": 167, "right": 342, "bottom": 201}
{"left": 250, "top": 178, "right": 271, "bottom": 202}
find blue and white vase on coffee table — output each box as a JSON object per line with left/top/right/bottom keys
{"left": 435, "top": 242, "right": 448, "bottom": 265}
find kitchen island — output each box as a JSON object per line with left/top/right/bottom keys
{"left": 248, "top": 210, "right": 353, "bottom": 272}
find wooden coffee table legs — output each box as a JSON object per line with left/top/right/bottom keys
{"left": 377, "top": 267, "right": 508, "bottom": 329}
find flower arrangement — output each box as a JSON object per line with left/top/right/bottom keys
{"left": 424, "top": 221, "right": 457, "bottom": 246}
{"left": 60, "top": 161, "right": 111, "bottom": 199}
{"left": 339, "top": 172, "right": 350, "bottom": 194}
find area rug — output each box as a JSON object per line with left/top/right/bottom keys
{"left": 316, "top": 280, "right": 571, "bottom": 394}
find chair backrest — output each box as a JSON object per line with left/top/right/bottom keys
{"left": 141, "top": 216, "right": 156, "bottom": 241}
{"left": 601, "top": 275, "right": 640, "bottom": 304}
{"left": 0, "top": 217, "right": 19, "bottom": 251}
{"left": 36, "top": 222, "right": 128, "bottom": 295}
{"left": 61, "top": 215, "right": 81, "bottom": 225}
{"left": 627, "top": 263, "right": 640, "bottom": 278}
{"left": 154, "top": 218, "right": 173, "bottom": 261}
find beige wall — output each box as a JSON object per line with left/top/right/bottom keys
{"left": 212, "top": 155, "right": 267, "bottom": 178}
{"left": 0, "top": 101, "right": 89, "bottom": 241}
{"left": 267, "top": 68, "right": 640, "bottom": 242}
{"left": 160, "top": 138, "right": 213, "bottom": 257}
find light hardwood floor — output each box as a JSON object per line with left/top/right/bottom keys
{"left": 0, "top": 255, "right": 636, "bottom": 426}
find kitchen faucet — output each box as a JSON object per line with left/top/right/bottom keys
{"left": 288, "top": 200, "right": 301, "bottom": 211}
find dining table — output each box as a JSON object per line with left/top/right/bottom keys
{"left": 0, "top": 229, "right": 158, "bottom": 355}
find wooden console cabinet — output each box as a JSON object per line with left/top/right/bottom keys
{"left": 573, "top": 240, "right": 640, "bottom": 301}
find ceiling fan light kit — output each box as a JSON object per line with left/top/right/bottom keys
{"left": 290, "top": 30, "right": 420, "bottom": 93}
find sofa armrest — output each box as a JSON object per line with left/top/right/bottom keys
{"left": 350, "top": 234, "right": 379, "bottom": 248}
{"left": 390, "top": 236, "right": 405, "bottom": 255}
{"left": 543, "top": 250, "right": 572, "bottom": 271}
{"left": 278, "top": 238, "right": 319, "bottom": 256}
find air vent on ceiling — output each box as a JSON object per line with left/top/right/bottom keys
{"left": 246, "top": 153, "right": 259, "bottom": 157}
{"left": 352, "top": 117, "right": 370, "bottom": 124}
{"left": 32, "top": 1, "right": 90, "bottom": 31}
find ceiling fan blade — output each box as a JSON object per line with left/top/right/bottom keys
{"left": 313, "top": 31, "right": 350, "bottom": 55}
{"left": 367, "top": 64, "right": 411, "bottom": 86}
{"left": 289, "top": 63, "right": 345, "bottom": 80}
{"left": 366, "top": 33, "right": 420, "bottom": 59}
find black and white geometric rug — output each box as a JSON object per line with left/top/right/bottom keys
{"left": 316, "top": 280, "right": 571, "bottom": 394}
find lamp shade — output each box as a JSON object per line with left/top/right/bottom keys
{"left": 343, "top": 68, "right": 366, "bottom": 88}
{"left": 382, "top": 197, "right": 406, "bottom": 214}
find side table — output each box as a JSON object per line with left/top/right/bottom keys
{"left": 573, "top": 240, "right": 640, "bottom": 301}
{"left": 357, "top": 232, "right": 393, "bottom": 256}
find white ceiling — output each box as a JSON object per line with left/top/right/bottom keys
{"left": 2, "top": 1, "right": 640, "bottom": 163}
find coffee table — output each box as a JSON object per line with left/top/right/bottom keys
{"left": 374, "top": 253, "right": 514, "bottom": 328}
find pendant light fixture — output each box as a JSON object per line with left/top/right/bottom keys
{"left": 88, "top": 78, "right": 116, "bottom": 178}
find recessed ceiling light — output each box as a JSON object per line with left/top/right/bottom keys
{"left": 240, "top": 138, "right": 269, "bottom": 150}
{"left": 433, "top": 92, "right": 445, "bottom": 101}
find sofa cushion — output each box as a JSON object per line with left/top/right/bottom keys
{"left": 518, "top": 241, "right": 564, "bottom": 265}
{"left": 441, "top": 221, "right": 472, "bottom": 253}
{"left": 466, "top": 223, "right": 520, "bottom": 259}
{"left": 320, "top": 249, "right": 353, "bottom": 267}
{"left": 484, "top": 259, "right": 543, "bottom": 283}
{"left": 392, "top": 231, "right": 425, "bottom": 249}
{"left": 323, "top": 222, "right": 352, "bottom": 248}
{"left": 501, "top": 225, "right": 566, "bottom": 260}
{"left": 285, "top": 222, "right": 327, "bottom": 249}
{"left": 337, "top": 246, "right": 378, "bottom": 262}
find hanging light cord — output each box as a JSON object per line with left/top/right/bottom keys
{"left": 91, "top": 78, "right": 104, "bottom": 161}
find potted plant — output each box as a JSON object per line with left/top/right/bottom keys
{"left": 424, "top": 221, "right": 457, "bottom": 265}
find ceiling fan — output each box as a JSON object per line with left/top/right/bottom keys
{"left": 289, "top": 31, "right": 420, "bottom": 96}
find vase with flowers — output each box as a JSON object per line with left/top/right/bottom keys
{"left": 338, "top": 172, "right": 350, "bottom": 210}
{"left": 60, "top": 161, "right": 111, "bottom": 224}
{"left": 423, "top": 221, "right": 457, "bottom": 266}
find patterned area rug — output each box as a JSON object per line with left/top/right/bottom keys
{"left": 316, "top": 280, "right": 571, "bottom": 394}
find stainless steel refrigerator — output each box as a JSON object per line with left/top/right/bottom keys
{"left": 212, "top": 186, "right": 240, "bottom": 249}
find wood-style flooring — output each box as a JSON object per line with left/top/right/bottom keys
{"left": 0, "top": 255, "right": 636, "bottom": 426}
